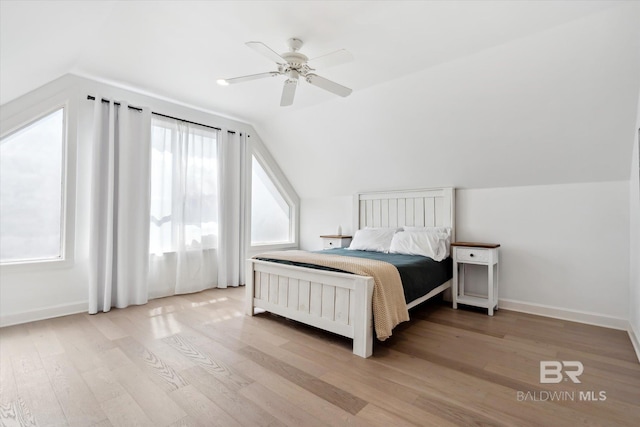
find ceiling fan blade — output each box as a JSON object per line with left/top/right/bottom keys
{"left": 217, "top": 71, "right": 280, "bottom": 86}
{"left": 246, "top": 41, "right": 287, "bottom": 64}
{"left": 280, "top": 79, "right": 297, "bottom": 106}
{"left": 305, "top": 74, "right": 352, "bottom": 97}
{"left": 308, "top": 49, "right": 353, "bottom": 69}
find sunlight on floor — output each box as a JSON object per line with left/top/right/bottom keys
{"left": 149, "top": 313, "right": 182, "bottom": 338}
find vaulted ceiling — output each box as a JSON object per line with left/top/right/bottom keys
{"left": 2, "top": 1, "right": 639, "bottom": 197}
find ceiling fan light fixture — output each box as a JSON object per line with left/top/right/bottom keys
{"left": 287, "top": 69, "right": 299, "bottom": 80}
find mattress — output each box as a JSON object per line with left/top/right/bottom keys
{"left": 255, "top": 248, "right": 452, "bottom": 304}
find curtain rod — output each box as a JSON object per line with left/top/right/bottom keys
{"left": 86, "top": 95, "right": 236, "bottom": 134}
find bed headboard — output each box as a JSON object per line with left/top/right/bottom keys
{"left": 353, "top": 188, "right": 455, "bottom": 241}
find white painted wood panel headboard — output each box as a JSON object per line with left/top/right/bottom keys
{"left": 353, "top": 188, "right": 455, "bottom": 241}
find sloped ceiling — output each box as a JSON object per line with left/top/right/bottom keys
{"left": 2, "top": 1, "right": 639, "bottom": 197}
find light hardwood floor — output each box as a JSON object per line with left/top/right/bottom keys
{"left": 1, "top": 286, "right": 639, "bottom": 426}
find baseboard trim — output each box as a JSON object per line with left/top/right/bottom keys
{"left": 0, "top": 301, "right": 87, "bottom": 327}
{"left": 628, "top": 324, "right": 640, "bottom": 363}
{"left": 498, "top": 298, "right": 628, "bottom": 330}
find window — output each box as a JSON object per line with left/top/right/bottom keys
{"left": 149, "top": 117, "right": 219, "bottom": 255}
{"left": 251, "top": 155, "right": 292, "bottom": 245}
{"left": 0, "top": 108, "right": 65, "bottom": 264}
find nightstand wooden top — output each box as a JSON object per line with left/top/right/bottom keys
{"left": 320, "top": 235, "right": 353, "bottom": 239}
{"left": 451, "top": 242, "right": 500, "bottom": 248}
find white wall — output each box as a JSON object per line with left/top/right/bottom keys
{"left": 300, "top": 196, "right": 353, "bottom": 251}
{"left": 0, "top": 74, "right": 289, "bottom": 326}
{"left": 456, "top": 182, "right": 629, "bottom": 327}
{"left": 300, "top": 182, "right": 630, "bottom": 328}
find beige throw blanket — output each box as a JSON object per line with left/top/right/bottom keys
{"left": 254, "top": 250, "right": 409, "bottom": 340}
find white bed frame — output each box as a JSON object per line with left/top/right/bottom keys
{"left": 246, "top": 188, "right": 455, "bottom": 358}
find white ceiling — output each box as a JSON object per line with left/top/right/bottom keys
{"left": 2, "top": 1, "right": 639, "bottom": 197}
{"left": 0, "top": 0, "right": 622, "bottom": 122}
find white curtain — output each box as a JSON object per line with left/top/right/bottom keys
{"left": 218, "top": 131, "right": 247, "bottom": 287}
{"left": 148, "top": 117, "right": 220, "bottom": 297}
{"left": 89, "top": 99, "right": 151, "bottom": 314}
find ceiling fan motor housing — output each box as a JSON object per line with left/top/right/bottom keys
{"left": 287, "top": 37, "right": 304, "bottom": 52}
{"left": 280, "top": 51, "right": 310, "bottom": 76}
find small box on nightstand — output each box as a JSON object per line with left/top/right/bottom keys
{"left": 320, "top": 235, "right": 352, "bottom": 250}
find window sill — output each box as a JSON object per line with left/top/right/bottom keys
{"left": 0, "top": 257, "right": 74, "bottom": 274}
{"left": 150, "top": 247, "right": 218, "bottom": 257}
{"left": 248, "top": 242, "right": 298, "bottom": 256}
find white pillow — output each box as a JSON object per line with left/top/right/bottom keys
{"left": 348, "top": 228, "right": 397, "bottom": 253}
{"left": 389, "top": 229, "right": 450, "bottom": 261}
{"left": 403, "top": 226, "right": 451, "bottom": 235}
{"left": 403, "top": 226, "right": 451, "bottom": 251}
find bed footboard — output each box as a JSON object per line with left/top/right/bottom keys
{"left": 246, "top": 259, "right": 375, "bottom": 358}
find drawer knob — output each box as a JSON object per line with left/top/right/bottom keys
{"left": 470, "top": 253, "right": 474, "bottom": 257}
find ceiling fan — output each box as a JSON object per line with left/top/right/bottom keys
{"left": 217, "top": 38, "right": 353, "bottom": 106}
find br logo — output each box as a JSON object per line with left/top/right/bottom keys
{"left": 540, "top": 361, "right": 584, "bottom": 384}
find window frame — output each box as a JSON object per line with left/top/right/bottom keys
{"left": 250, "top": 153, "right": 294, "bottom": 246}
{"left": 0, "top": 94, "right": 76, "bottom": 270}
{"left": 247, "top": 137, "right": 299, "bottom": 254}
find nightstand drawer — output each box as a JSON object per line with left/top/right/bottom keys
{"left": 456, "top": 247, "right": 490, "bottom": 263}
{"left": 324, "top": 238, "right": 340, "bottom": 249}
{"left": 323, "top": 238, "right": 350, "bottom": 249}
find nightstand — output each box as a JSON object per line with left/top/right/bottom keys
{"left": 451, "top": 242, "right": 500, "bottom": 315}
{"left": 320, "top": 235, "right": 352, "bottom": 250}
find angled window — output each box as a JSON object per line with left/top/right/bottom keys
{"left": 251, "top": 155, "right": 292, "bottom": 245}
{"left": 0, "top": 108, "right": 66, "bottom": 264}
